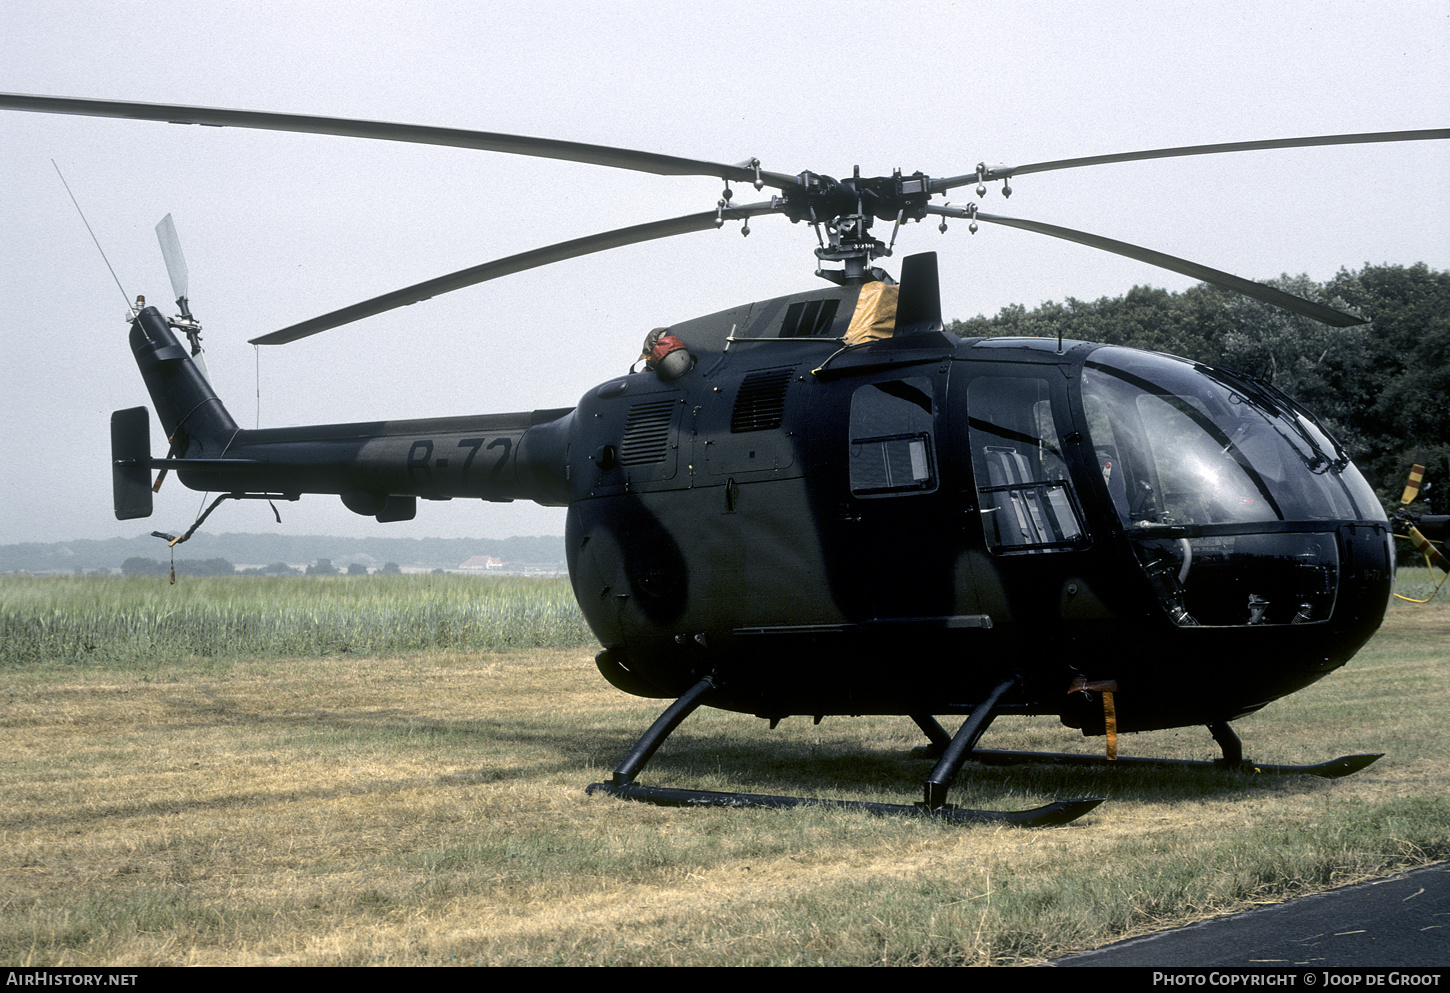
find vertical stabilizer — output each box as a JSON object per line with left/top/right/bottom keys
{"left": 110, "top": 406, "right": 153, "bottom": 520}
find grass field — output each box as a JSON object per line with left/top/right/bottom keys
{"left": 0, "top": 574, "right": 591, "bottom": 663}
{"left": 0, "top": 573, "right": 1446, "bottom": 966}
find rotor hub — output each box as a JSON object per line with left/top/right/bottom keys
{"left": 776, "top": 168, "right": 932, "bottom": 282}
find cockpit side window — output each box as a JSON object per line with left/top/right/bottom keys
{"left": 968, "top": 376, "right": 1086, "bottom": 553}
{"left": 848, "top": 378, "right": 938, "bottom": 497}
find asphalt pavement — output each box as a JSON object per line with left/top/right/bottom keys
{"left": 1052, "top": 861, "right": 1450, "bottom": 967}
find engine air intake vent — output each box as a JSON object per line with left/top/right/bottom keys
{"left": 619, "top": 398, "right": 677, "bottom": 466}
{"left": 779, "top": 298, "right": 840, "bottom": 338}
{"left": 731, "top": 368, "right": 794, "bottom": 433}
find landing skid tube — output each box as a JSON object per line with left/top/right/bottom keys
{"left": 911, "top": 715, "right": 1381, "bottom": 779}
{"left": 593, "top": 782, "right": 1102, "bottom": 825}
{"left": 968, "top": 749, "right": 1383, "bottom": 779}
{"left": 586, "top": 675, "right": 1105, "bottom": 827}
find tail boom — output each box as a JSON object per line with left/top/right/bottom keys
{"left": 122, "top": 306, "right": 573, "bottom": 520}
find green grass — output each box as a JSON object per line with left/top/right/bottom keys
{"left": 0, "top": 571, "right": 1444, "bottom": 965}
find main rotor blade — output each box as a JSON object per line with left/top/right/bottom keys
{"left": 932, "top": 128, "right": 1450, "bottom": 191}
{"left": 0, "top": 93, "right": 798, "bottom": 190}
{"left": 929, "top": 205, "right": 1366, "bottom": 327}
{"left": 250, "top": 201, "right": 779, "bottom": 345}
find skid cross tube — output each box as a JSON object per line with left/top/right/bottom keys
{"left": 1208, "top": 721, "right": 1244, "bottom": 765}
{"left": 910, "top": 712, "right": 953, "bottom": 757}
{"left": 924, "top": 677, "right": 1018, "bottom": 809}
{"left": 608, "top": 675, "right": 716, "bottom": 787}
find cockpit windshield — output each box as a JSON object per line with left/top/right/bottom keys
{"left": 1080, "top": 347, "right": 1382, "bottom": 528}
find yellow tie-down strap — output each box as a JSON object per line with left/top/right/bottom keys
{"left": 1069, "top": 676, "right": 1120, "bottom": 760}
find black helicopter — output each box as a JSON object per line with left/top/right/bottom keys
{"left": 7, "top": 94, "right": 1447, "bottom": 827}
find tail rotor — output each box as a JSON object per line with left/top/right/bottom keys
{"left": 154, "top": 214, "right": 204, "bottom": 358}
{"left": 1393, "top": 464, "right": 1448, "bottom": 603}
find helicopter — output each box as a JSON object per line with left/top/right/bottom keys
{"left": 6, "top": 93, "right": 1447, "bottom": 827}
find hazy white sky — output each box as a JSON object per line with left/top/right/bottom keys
{"left": 2, "top": 0, "right": 1447, "bottom": 543}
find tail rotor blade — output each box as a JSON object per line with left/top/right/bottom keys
{"left": 155, "top": 214, "right": 190, "bottom": 309}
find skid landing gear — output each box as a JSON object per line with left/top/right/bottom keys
{"left": 911, "top": 715, "right": 1382, "bottom": 779}
{"left": 586, "top": 676, "right": 1104, "bottom": 827}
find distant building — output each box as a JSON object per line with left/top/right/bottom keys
{"left": 459, "top": 555, "right": 506, "bottom": 571}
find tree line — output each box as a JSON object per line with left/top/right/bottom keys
{"left": 947, "top": 263, "right": 1448, "bottom": 510}
{"left": 120, "top": 557, "right": 403, "bottom": 577}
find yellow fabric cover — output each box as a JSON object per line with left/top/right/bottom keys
{"left": 844, "top": 282, "right": 898, "bottom": 345}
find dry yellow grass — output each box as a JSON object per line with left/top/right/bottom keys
{"left": 1, "top": 596, "right": 1446, "bottom": 966}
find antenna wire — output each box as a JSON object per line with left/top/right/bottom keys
{"left": 51, "top": 160, "right": 131, "bottom": 308}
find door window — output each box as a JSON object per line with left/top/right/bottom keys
{"left": 968, "top": 376, "right": 1085, "bottom": 552}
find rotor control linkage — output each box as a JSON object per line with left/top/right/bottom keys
{"left": 588, "top": 674, "right": 1104, "bottom": 827}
